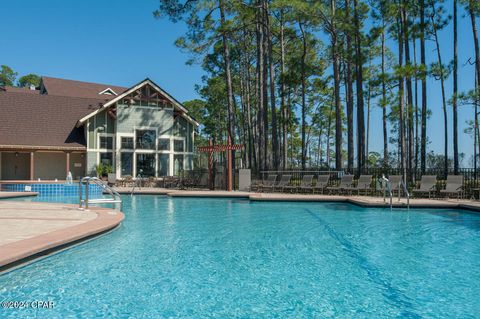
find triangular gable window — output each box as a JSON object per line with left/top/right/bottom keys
{"left": 118, "top": 83, "right": 172, "bottom": 108}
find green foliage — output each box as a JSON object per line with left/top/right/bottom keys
{"left": 0, "top": 65, "right": 17, "bottom": 86}
{"left": 95, "top": 163, "right": 113, "bottom": 177}
{"left": 154, "top": 0, "right": 477, "bottom": 171}
{"left": 17, "top": 74, "right": 40, "bottom": 88}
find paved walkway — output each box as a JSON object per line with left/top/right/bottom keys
{"left": 0, "top": 201, "right": 123, "bottom": 270}
{"left": 114, "top": 187, "right": 480, "bottom": 211}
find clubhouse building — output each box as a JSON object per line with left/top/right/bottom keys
{"left": 0, "top": 77, "right": 198, "bottom": 181}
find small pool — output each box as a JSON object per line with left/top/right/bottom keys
{"left": 1, "top": 196, "right": 479, "bottom": 318}
{"left": 1, "top": 182, "right": 103, "bottom": 197}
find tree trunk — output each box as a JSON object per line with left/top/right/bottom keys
{"left": 470, "top": 0, "right": 480, "bottom": 173}
{"left": 256, "top": 2, "right": 265, "bottom": 171}
{"left": 265, "top": 1, "right": 278, "bottom": 170}
{"left": 398, "top": 15, "right": 407, "bottom": 180}
{"left": 262, "top": 2, "right": 269, "bottom": 170}
{"left": 403, "top": 3, "right": 414, "bottom": 182}
{"left": 414, "top": 36, "right": 419, "bottom": 173}
{"left": 280, "top": 10, "right": 288, "bottom": 169}
{"left": 420, "top": 0, "right": 427, "bottom": 173}
{"left": 345, "top": 0, "right": 354, "bottom": 172}
{"left": 332, "top": 0, "right": 342, "bottom": 170}
{"left": 431, "top": 8, "right": 449, "bottom": 176}
{"left": 381, "top": 24, "right": 388, "bottom": 168}
{"left": 453, "top": 0, "right": 459, "bottom": 173}
{"left": 470, "top": 0, "right": 480, "bottom": 87}
{"left": 219, "top": 0, "right": 235, "bottom": 143}
{"left": 299, "top": 21, "right": 307, "bottom": 170}
{"left": 353, "top": 0, "right": 365, "bottom": 172}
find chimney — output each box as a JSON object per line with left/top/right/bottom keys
{"left": 29, "top": 84, "right": 36, "bottom": 90}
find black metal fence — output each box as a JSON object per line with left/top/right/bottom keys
{"left": 254, "top": 168, "right": 480, "bottom": 198}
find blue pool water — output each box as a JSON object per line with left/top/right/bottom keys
{"left": 1, "top": 196, "right": 480, "bottom": 318}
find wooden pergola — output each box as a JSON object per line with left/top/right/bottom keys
{"left": 197, "top": 137, "right": 243, "bottom": 191}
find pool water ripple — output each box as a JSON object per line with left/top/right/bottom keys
{"left": 1, "top": 196, "right": 479, "bottom": 318}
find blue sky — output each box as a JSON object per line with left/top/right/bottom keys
{"left": 1, "top": 0, "right": 478, "bottom": 165}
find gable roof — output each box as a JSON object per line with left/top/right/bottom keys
{"left": 76, "top": 78, "right": 199, "bottom": 127}
{"left": 0, "top": 91, "right": 104, "bottom": 150}
{"left": 41, "top": 76, "right": 127, "bottom": 100}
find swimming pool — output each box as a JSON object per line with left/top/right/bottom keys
{"left": 1, "top": 196, "right": 479, "bottom": 318}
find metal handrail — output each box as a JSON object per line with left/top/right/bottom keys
{"left": 130, "top": 174, "right": 143, "bottom": 196}
{"left": 398, "top": 178, "right": 410, "bottom": 210}
{"left": 382, "top": 175, "right": 393, "bottom": 210}
{"left": 79, "top": 176, "right": 122, "bottom": 210}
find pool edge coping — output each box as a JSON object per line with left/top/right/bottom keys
{"left": 0, "top": 204, "right": 124, "bottom": 272}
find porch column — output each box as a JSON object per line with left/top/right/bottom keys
{"left": 66, "top": 152, "right": 70, "bottom": 174}
{"left": 30, "top": 152, "right": 35, "bottom": 180}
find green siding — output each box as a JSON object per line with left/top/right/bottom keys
{"left": 106, "top": 114, "right": 115, "bottom": 133}
{"left": 116, "top": 104, "right": 174, "bottom": 134}
{"left": 88, "top": 119, "right": 95, "bottom": 148}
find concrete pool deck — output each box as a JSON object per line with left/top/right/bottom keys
{"left": 0, "top": 200, "right": 124, "bottom": 271}
{"left": 113, "top": 187, "right": 480, "bottom": 211}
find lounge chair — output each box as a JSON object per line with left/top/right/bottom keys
{"left": 440, "top": 175, "right": 464, "bottom": 200}
{"left": 257, "top": 174, "right": 277, "bottom": 192}
{"left": 270, "top": 174, "right": 292, "bottom": 192}
{"left": 327, "top": 175, "right": 354, "bottom": 194}
{"left": 344, "top": 175, "right": 373, "bottom": 195}
{"left": 312, "top": 175, "right": 331, "bottom": 194}
{"left": 283, "top": 175, "right": 313, "bottom": 193}
{"left": 108, "top": 173, "right": 116, "bottom": 186}
{"left": 412, "top": 175, "right": 437, "bottom": 198}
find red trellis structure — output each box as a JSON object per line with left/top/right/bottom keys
{"left": 197, "top": 137, "right": 244, "bottom": 191}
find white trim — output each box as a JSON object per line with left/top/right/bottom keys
{"left": 97, "top": 133, "right": 115, "bottom": 152}
{"left": 98, "top": 87, "right": 118, "bottom": 96}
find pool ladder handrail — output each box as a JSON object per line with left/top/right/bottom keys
{"left": 398, "top": 178, "right": 410, "bottom": 210}
{"left": 79, "top": 176, "right": 122, "bottom": 210}
{"left": 130, "top": 174, "right": 143, "bottom": 196}
{"left": 382, "top": 175, "right": 393, "bottom": 210}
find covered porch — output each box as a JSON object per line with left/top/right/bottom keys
{"left": 0, "top": 148, "right": 86, "bottom": 181}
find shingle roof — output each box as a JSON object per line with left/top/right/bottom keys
{"left": 0, "top": 91, "right": 105, "bottom": 150}
{"left": 41, "top": 76, "right": 127, "bottom": 100}
{"left": 1, "top": 86, "right": 40, "bottom": 94}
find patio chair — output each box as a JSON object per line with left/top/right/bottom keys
{"left": 312, "top": 175, "right": 331, "bottom": 194}
{"left": 122, "top": 175, "right": 134, "bottom": 188}
{"left": 412, "top": 175, "right": 437, "bottom": 199}
{"left": 327, "top": 175, "right": 354, "bottom": 195}
{"left": 440, "top": 175, "right": 464, "bottom": 200}
{"left": 267, "top": 174, "right": 292, "bottom": 192}
{"left": 107, "top": 173, "right": 116, "bottom": 187}
{"left": 197, "top": 172, "right": 209, "bottom": 189}
{"left": 344, "top": 175, "right": 373, "bottom": 195}
{"left": 284, "top": 175, "right": 313, "bottom": 193}
{"left": 257, "top": 174, "right": 277, "bottom": 192}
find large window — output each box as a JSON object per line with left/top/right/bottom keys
{"left": 174, "top": 154, "right": 184, "bottom": 176}
{"left": 99, "top": 136, "right": 113, "bottom": 149}
{"left": 158, "top": 154, "right": 169, "bottom": 176}
{"left": 158, "top": 138, "right": 170, "bottom": 151}
{"left": 136, "top": 153, "right": 155, "bottom": 177}
{"left": 136, "top": 130, "right": 156, "bottom": 150}
{"left": 120, "top": 153, "right": 133, "bottom": 177}
{"left": 121, "top": 137, "right": 134, "bottom": 150}
{"left": 174, "top": 140, "right": 184, "bottom": 152}
{"left": 100, "top": 152, "right": 113, "bottom": 166}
